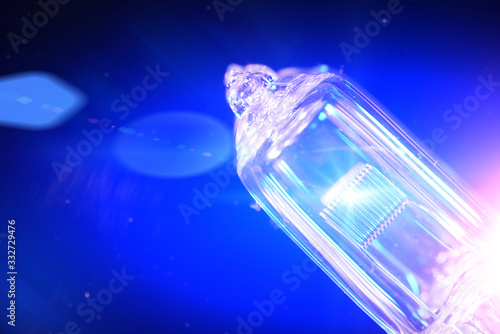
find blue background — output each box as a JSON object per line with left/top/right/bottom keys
{"left": 1, "top": 0, "right": 500, "bottom": 333}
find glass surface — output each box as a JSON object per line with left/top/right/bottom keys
{"left": 225, "top": 64, "right": 500, "bottom": 333}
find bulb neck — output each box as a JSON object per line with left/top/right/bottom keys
{"left": 468, "top": 298, "right": 500, "bottom": 333}
{"left": 435, "top": 297, "right": 500, "bottom": 333}
{"left": 425, "top": 255, "right": 500, "bottom": 334}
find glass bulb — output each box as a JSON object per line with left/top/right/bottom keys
{"left": 225, "top": 64, "right": 500, "bottom": 333}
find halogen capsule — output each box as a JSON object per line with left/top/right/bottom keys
{"left": 225, "top": 64, "right": 500, "bottom": 333}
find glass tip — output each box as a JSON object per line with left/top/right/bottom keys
{"left": 224, "top": 64, "right": 277, "bottom": 117}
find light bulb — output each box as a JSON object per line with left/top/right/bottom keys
{"left": 225, "top": 64, "right": 500, "bottom": 333}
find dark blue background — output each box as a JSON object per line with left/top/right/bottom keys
{"left": 1, "top": 0, "right": 500, "bottom": 333}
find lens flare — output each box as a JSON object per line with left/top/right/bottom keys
{"left": 114, "top": 111, "right": 233, "bottom": 178}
